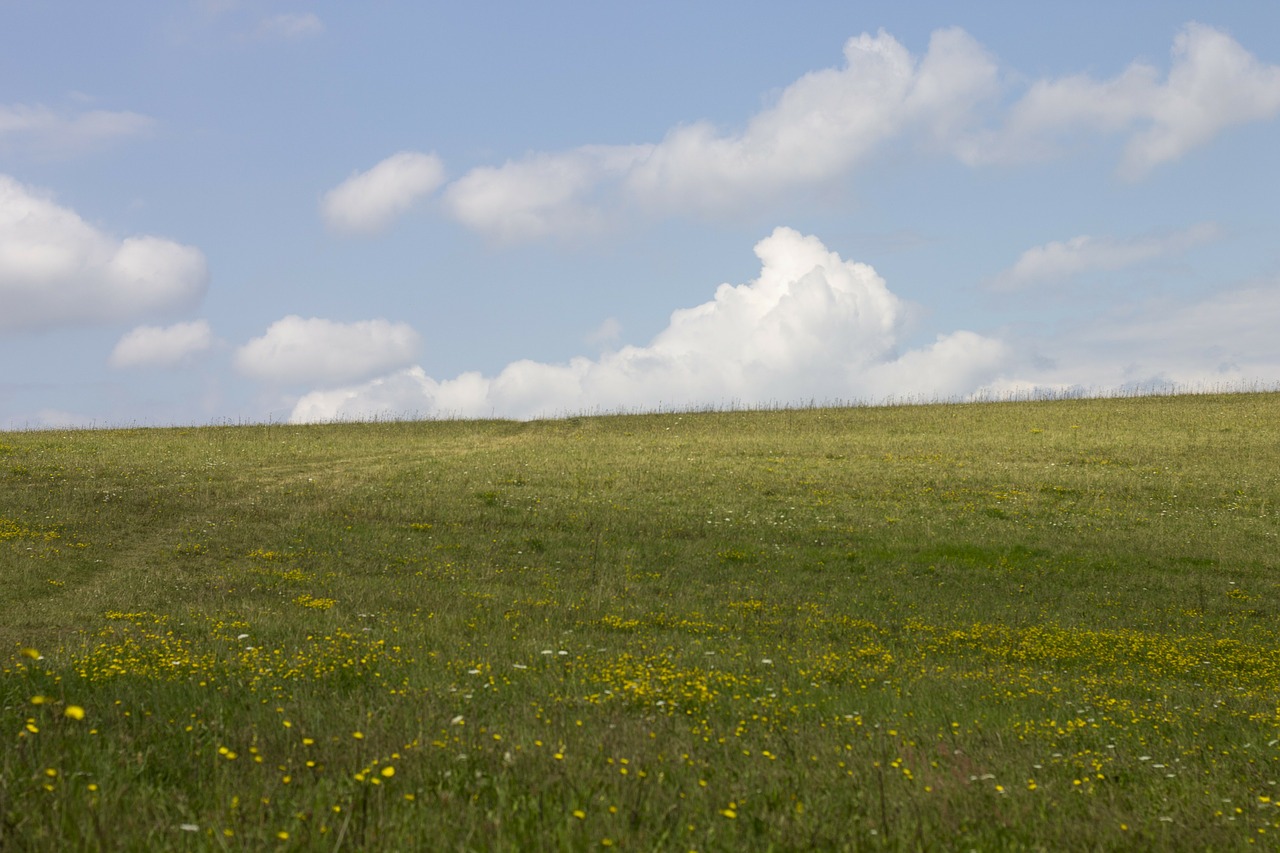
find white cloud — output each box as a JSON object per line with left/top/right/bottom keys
{"left": 235, "top": 316, "right": 421, "bottom": 386}
{"left": 585, "top": 317, "right": 622, "bottom": 348}
{"left": 0, "top": 103, "right": 154, "bottom": 158}
{"left": 433, "top": 23, "right": 1280, "bottom": 241}
{"left": 992, "top": 222, "right": 1220, "bottom": 290}
{"left": 109, "top": 321, "right": 214, "bottom": 368}
{"left": 625, "top": 27, "right": 997, "bottom": 214}
{"left": 443, "top": 145, "right": 651, "bottom": 242}
{"left": 322, "top": 152, "right": 446, "bottom": 235}
{"left": 288, "top": 227, "right": 1010, "bottom": 422}
{"left": 254, "top": 12, "right": 324, "bottom": 40}
{"left": 1125, "top": 24, "right": 1280, "bottom": 177}
{"left": 990, "top": 279, "right": 1280, "bottom": 397}
{"left": 967, "top": 23, "right": 1280, "bottom": 178}
{"left": 0, "top": 175, "right": 208, "bottom": 332}
{"left": 440, "top": 28, "right": 998, "bottom": 240}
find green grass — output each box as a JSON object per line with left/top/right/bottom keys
{"left": 2, "top": 393, "right": 1279, "bottom": 850}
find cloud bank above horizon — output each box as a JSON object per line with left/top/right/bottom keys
{"left": 287, "top": 227, "right": 1011, "bottom": 422}
{"left": 280, "top": 211, "right": 1280, "bottom": 423}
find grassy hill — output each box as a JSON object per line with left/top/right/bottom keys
{"left": 3, "top": 393, "right": 1279, "bottom": 850}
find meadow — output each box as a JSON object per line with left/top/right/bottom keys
{"left": 2, "top": 392, "right": 1279, "bottom": 851}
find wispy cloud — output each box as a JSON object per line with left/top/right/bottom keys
{"left": 0, "top": 103, "right": 154, "bottom": 158}
{"left": 181, "top": 3, "right": 325, "bottom": 45}
{"left": 253, "top": 12, "right": 324, "bottom": 41}
{"left": 0, "top": 175, "right": 208, "bottom": 332}
{"left": 585, "top": 317, "right": 622, "bottom": 349}
{"left": 991, "top": 222, "right": 1220, "bottom": 291}
{"left": 288, "top": 228, "right": 1010, "bottom": 422}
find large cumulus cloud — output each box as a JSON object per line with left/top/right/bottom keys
{"left": 289, "top": 228, "right": 1011, "bottom": 422}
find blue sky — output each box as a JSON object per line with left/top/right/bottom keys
{"left": 3, "top": 1, "right": 1279, "bottom": 427}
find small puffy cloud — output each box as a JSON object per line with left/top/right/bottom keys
{"left": 992, "top": 222, "right": 1220, "bottom": 290}
{"left": 0, "top": 103, "right": 154, "bottom": 158}
{"left": 109, "top": 321, "right": 214, "bottom": 368}
{"left": 254, "top": 12, "right": 324, "bottom": 40}
{"left": 968, "top": 23, "right": 1280, "bottom": 178}
{"left": 322, "top": 152, "right": 446, "bottom": 235}
{"left": 0, "top": 174, "right": 208, "bottom": 332}
{"left": 288, "top": 228, "right": 1010, "bottom": 422}
{"left": 235, "top": 316, "right": 421, "bottom": 386}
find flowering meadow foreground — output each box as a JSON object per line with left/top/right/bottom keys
{"left": 2, "top": 393, "right": 1279, "bottom": 850}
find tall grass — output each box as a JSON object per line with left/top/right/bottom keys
{"left": 2, "top": 393, "right": 1279, "bottom": 850}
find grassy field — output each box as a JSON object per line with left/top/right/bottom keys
{"left": 2, "top": 392, "right": 1279, "bottom": 850}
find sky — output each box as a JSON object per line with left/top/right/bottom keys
{"left": 2, "top": 1, "right": 1279, "bottom": 428}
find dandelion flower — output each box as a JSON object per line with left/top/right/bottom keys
{"left": 381, "top": 766, "right": 395, "bottom": 778}
{"left": 65, "top": 705, "right": 85, "bottom": 721}
{"left": 30, "top": 695, "right": 47, "bottom": 705}
{"left": 572, "top": 809, "right": 586, "bottom": 820}
{"left": 20, "top": 648, "right": 42, "bottom": 660}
